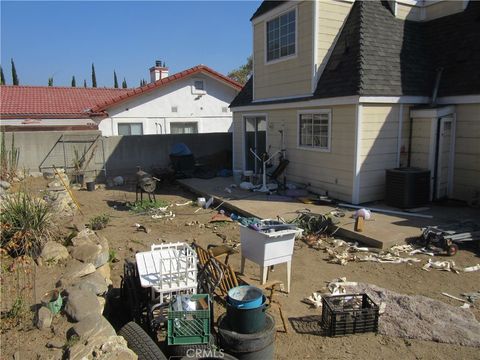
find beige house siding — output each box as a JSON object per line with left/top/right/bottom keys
{"left": 232, "top": 105, "right": 356, "bottom": 201}
{"left": 396, "top": 2, "right": 422, "bottom": 21}
{"left": 453, "top": 104, "right": 480, "bottom": 203}
{"left": 425, "top": 0, "right": 466, "bottom": 20}
{"left": 358, "top": 105, "right": 401, "bottom": 203}
{"left": 253, "top": 1, "right": 313, "bottom": 100}
{"left": 315, "top": 0, "right": 353, "bottom": 83}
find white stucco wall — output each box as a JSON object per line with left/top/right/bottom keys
{"left": 98, "top": 73, "right": 238, "bottom": 136}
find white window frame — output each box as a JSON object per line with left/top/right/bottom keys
{"left": 264, "top": 6, "right": 298, "bottom": 65}
{"left": 297, "top": 109, "right": 331, "bottom": 152}
{"left": 191, "top": 78, "right": 206, "bottom": 95}
{"left": 169, "top": 121, "right": 199, "bottom": 134}
{"left": 117, "top": 122, "right": 143, "bottom": 136}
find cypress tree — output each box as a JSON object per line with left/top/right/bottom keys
{"left": 0, "top": 66, "right": 5, "bottom": 85}
{"left": 91, "top": 63, "right": 97, "bottom": 88}
{"left": 122, "top": 78, "right": 127, "bottom": 88}
{"left": 84, "top": 79, "right": 87, "bottom": 88}
{"left": 114, "top": 71, "right": 118, "bottom": 88}
{"left": 11, "top": 58, "right": 19, "bottom": 85}
{"left": 71, "top": 76, "right": 76, "bottom": 87}
{"left": 48, "top": 77, "right": 53, "bottom": 86}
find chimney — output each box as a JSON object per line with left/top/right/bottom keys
{"left": 149, "top": 60, "right": 169, "bottom": 83}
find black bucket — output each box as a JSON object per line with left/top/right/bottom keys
{"left": 226, "top": 296, "right": 268, "bottom": 334}
{"left": 86, "top": 181, "right": 95, "bottom": 191}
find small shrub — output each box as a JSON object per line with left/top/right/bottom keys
{"left": 108, "top": 249, "right": 118, "bottom": 263}
{"left": 0, "top": 193, "right": 54, "bottom": 257}
{"left": 128, "top": 199, "right": 169, "bottom": 214}
{"left": 88, "top": 213, "right": 110, "bottom": 230}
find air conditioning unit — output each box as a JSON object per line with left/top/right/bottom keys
{"left": 385, "top": 168, "right": 430, "bottom": 208}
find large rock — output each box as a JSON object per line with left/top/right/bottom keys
{"left": 96, "top": 263, "right": 112, "bottom": 284}
{"left": 70, "top": 230, "right": 109, "bottom": 268}
{"left": 35, "top": 306, "right": 52, "bottom": 329}
{"left": 40, "top": 241, "right": 69, "bottom": 263}
{"left": 73, "top": 271, "right": 108, "bottom": 295}
{"left": 60, "top": 259, "right": 96, "bottom": 283}
{"left": 64, "top": 288, "right": 101, "bottom": 322}
{"left": 70, "top": 314, "right": 115, "bottom": 340}
{"left": 0, "top": 180, "right": 11, "bottom": 190}
{"left": 68, "top": 335, "right": 137, "bottom": 360}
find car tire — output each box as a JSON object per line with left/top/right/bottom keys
{"left": 118, "top": 321, "right": 167, "bottom": 360}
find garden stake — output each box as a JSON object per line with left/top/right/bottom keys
{"left": 52, "top": 165, "right": 83, "bottom": 215}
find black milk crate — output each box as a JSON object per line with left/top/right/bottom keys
{"left": 321, "top": 293, "right": 379, "bottom": 336}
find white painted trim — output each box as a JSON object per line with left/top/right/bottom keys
{"left": 427, "top": 118, "right": 437, "bottom": 201}
{"left": 448, "top": 114, "right": 456, "bottom": 196}
{"left": 437, "top": 95, "right": 480, "bottom": 104}
{"left": 359, "top": 96, "right": 429, "bottom": 104}
{"left": 251, "top": 1, "right": 297, "bottom": 25}
{"left": 410, "top": 105, "right": 455, "bottom": 118}
{"left": 352, "top": 104, "right": 363, "bottom": 204}
{"left": 296, "top": 109, "right": 332, "bottom": 152}
{"left": 264, "top": 6, "right": 298, "bottom": 66}
{"left": 231, "top": 95, "right": 360, "bottom": 112}
{"left": 436, "top": 117, "right": 454, "bottom": 199}
{"left": 311, "top": 0, "right": 318, "bottom": 94}
{"left": 251, "top": 21, "right": 255, "bottom": 101}
{"left": 252, "top": 93, "right": 311, "bottom": 103}
{"left": 396, "top": 104, "right": 403, "bottom": 167}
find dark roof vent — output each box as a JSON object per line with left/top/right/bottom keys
{"left": 155, "top": 60, "right": 162, "bottom": 67}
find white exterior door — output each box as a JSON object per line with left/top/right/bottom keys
{"left": 436, "top": 117, "right": 454, "bottom": 199}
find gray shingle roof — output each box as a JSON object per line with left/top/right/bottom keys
{"left": 230, "top": 0, "right": 480, "bottom": 108}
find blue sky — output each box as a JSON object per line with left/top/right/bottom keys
{"left": 1, "top": 1, "right": 260, "bottom": 87}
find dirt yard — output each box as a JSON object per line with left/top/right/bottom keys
{"left": 2, "top": 177, "right": 479, "bottom": 360}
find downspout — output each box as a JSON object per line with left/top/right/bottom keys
{"left": 430, "top": 67, "right": 443, "bottom": 107}
{"left": 407, "top": 115, "right": 413, "bottom": 167}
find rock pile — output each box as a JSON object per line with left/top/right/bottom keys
{"left": 36, "top": 229, "right": 136, "bottom": 359}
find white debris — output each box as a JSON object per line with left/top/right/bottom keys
{"left": 358, "top": 253, "right": 421, "bottom": 264}
{"left": 175, "top": 201, "right": 193, "bottom": 206}
{"left": 463, "top": 264, "right": 480, "bottom": 273}
{"left": 409, "top": 248, "right": 436, "bottom": 256}
{"left": 460, "top": 303, "right": 471, "bottom": 309}
{"left": 422, "top": 259, "right": 459, "bottom": 273}
{"left": 302, "top": 292, "right": 323, "bottom": 308}
{"left": 441, "top": 292, "right": 471, "bottom": 305}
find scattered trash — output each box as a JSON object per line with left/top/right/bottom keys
{"left": 175, "top": 200, "right": 193, "bottom": 207}
{"left": 197, "top": 197, "right": 206, "bottom": 207}
{"left": 210, "top": 213, "right": 233, "bottom": 223}
{"left": 441, "top": 292, "right": 471, "bottom": 305}
{"left": 302, "top": 292, "right": 323, "bottom": 308}
{"left": 113, "top": 176, "right": 124, "bottom": 186}
{"left": 134, "top": 223, "right": 151, "bottom": 233}
{"left": 204, "top": 197, "right": 214, "bottom": 209}
{"left": 354, "top": 208, "right": 371, "bottom": 220}
{"left": 239, "top": 181, "right": 254, "bottom": 190}
{"left": 422, "top": 259, "right": 480, "bottom": 273}
{"left": 358, "top": 253, "right": 421, "bottom": 264}
{"left": 338, "top": 203, "right": 434, "bottom": 219}
{"left": 462, "top": 291, "right": 480, "bottom": 303}
{"left": 224, "top": 187, "right": 232, "bottom": 194}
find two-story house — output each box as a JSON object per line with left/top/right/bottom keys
{"left": 230, "top": 0, "right": 480, "bottom": 205}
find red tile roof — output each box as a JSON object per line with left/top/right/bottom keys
{"left": 0, "top": 85, "right": 131, "bottom": 118}
{"left": 0, "top": 65, "right": 242, "bottom": 119}
{"left": 90, "top": 64, "right": 242, "bottom": 112}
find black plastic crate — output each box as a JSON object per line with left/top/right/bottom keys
{"left": 321, "top": 293, "right": 379, "bottom": 336}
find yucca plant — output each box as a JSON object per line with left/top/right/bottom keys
{"left": 0, "top": 193, "right": 54, "bottom": 257}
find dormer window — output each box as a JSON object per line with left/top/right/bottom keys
{"left": 266, "top": 9, "right": 296, "bottom": 62}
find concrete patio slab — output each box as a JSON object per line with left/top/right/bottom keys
{"left": 178, "top": 177, "right": 480, "bottom": 249}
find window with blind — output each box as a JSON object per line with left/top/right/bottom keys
{"left": 298, "top": 111, "right": 331, "bottom": 151}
